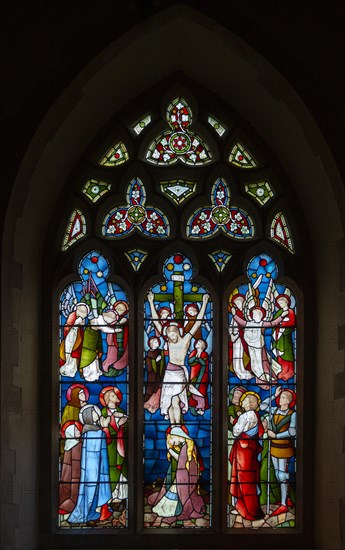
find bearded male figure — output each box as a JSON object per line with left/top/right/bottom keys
{"left": 147, "top": 291, "right": 209, "bottom": 424}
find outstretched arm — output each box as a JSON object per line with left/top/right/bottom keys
{"left": 189, "top": 294, "right": 210, "bottom": 336}
{"left": 231, "top": 307, "right": 247, "bottom": 327}
{"left": 263, "top": 310, "right": 289, "bottom": 328}
{"left": 260, "top": 386, "right": 282, "bottom": 411}
{"left": 147, "top": 291, "right": 163, "bottom": 335}
{"left": 91, "top": 315, "right": 120, "bottom": 333}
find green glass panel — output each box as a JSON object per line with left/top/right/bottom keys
{"left": 82, "top": 179, "right": 111, "bottom": 203}
{"left": 99, "top": 142, "right": 129, "bottom": 166}
{"left": 229, "top": 142, "right": 257, "bottom": 168}
{"left": 245, "top": 181, "right": 274, "bottom": 206}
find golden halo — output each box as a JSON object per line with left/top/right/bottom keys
{"left": 239, "top": 390, "right": 261, "bottom": 410}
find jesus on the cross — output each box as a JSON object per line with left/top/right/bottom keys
{"left": 147, "top": 290, "right": 210, "bottom": 425}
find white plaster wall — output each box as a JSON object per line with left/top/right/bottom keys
{"left": 2, "top": 5, "right": 344, "bottom": 549}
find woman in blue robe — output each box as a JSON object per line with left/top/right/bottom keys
{"left": 68, "top": 404, "right": 112, "bottom": 525}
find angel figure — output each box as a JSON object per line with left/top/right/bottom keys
{"left": 271, "top": 289, "right": 296, "bottom": 381}
{"left": 228, "top": 291, "right": 251, "bottom": 380}
{"left": 75, "top": 283, "right": 129, "bottom": 381}
{"left": 59, "top": 284, "right": 90, "bottom": 378}
{"left": 231, "top": 278, "right": 288, "bottom": 388}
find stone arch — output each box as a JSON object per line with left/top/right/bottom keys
{"left": 1, "top": 5, "right": 344, "bottom": 549}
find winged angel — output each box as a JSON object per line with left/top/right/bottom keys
{"left": 59, "top": 284, "right": 90, "bottom": 378}
{"left": 59, "top": 282, "right": 129, "bottom": 380}
{"left": 230, "top": 277, "right": 288, "bottom": 388}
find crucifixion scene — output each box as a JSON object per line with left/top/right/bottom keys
{"left": 143, "top": 252, "right": 212, "bottom": 528}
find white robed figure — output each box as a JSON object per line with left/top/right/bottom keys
{"left": 228, "top": 293, "right": 252, "bottom": 380}
{"left": 59, "top": 290, "right": 90, "bottom": 378}
{"left": 231, "top": 278, "right": 286, "bottom": 387}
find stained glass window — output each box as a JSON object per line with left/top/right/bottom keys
{"left": 99, "top": 142, "right": 129, "bottom": 166}
{"left": 227, "top": 253, "right": 296, "bottom": 528}
{"left": 187, "top": 178, "right": 254, "bottom": 239}
{"left": 132, "top": 114, "right": 151, "bottom": 135}
{"left": 143, "top": 253, "right": 212, "bottom": 528}
{"left": 245, "top": 181, "right": 274, "bottom": 206}
{"left": 102, "top": 178, "right": 170, "bottom": 238}
{"left": 270, "top": 211, "right": 294, "bottom": 253}
{"left": 146, "top": 97, "right": 212, "bottom": 166}
{"left": 59, "top": 250, "right": 129, "bottom": 528}
{"left": 55, "top": 90, "right": 303, "bottom": 543}
{"left": 228, "top": 142, "right": 257, "bottom": 168}
{"left": 62, "top": 208, "right": 86, "bottom": 251}
{"left": 160, "top": 179, "right": 196, "bottom": 205}
{"left": 208, "top": 115, "right": 226, "bottom": 137}
{"left": 82, "top": 178, "right": 111, "bottom": 203}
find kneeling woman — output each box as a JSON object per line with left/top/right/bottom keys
{"left": 149, "top": 426, "right": 205, "bottom": 521}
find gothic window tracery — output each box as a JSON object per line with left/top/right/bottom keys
{"left": 56, "top": 90, "right": 301, "bottom": 542}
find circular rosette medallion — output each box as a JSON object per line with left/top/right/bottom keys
{"left": 127, "top": 205, "right": 146, "bottom": 225}
{"left": 211, "top": 205, "right": 231, "bottom": 225}
{"left": 169, "top": 132, "right": 191, "bottom": 154}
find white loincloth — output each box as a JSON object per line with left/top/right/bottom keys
{"left": 160, "top": 363, "right": 203, "bottom": 418}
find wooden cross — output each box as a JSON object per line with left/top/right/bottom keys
{"left": 152, "top": 268, "right": 204, "bottom": 320}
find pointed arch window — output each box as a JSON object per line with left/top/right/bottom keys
{"left": 50, "top": 88, "right": 306, "bottom": 547}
